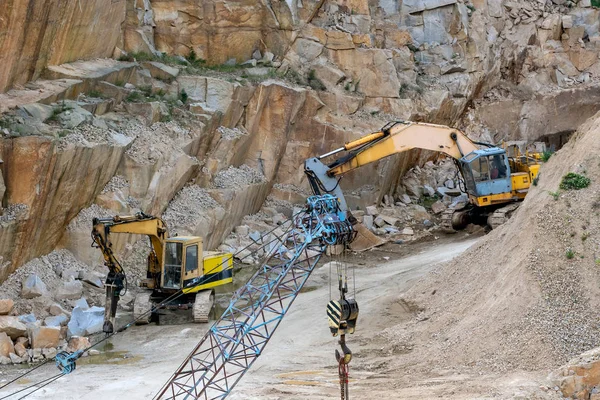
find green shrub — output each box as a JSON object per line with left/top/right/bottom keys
{"left": 541, "top": 150, "right": 554, "bottom": 162}
{"left": 118, "top": 54, "right": 133, "bottom": 62}
{"left": 126, "top": 91, "right": 144, "bottom": 103}
{"left": 592, "top": 0, "right": 600, "bottom": 7}
{"left": 549, "top": 190, "right": 560, "bottom": 200}
{"left": 560, "top": 173, "right": 591, "bottom": 190}
{"left": 179, "top": 89, "right": 188, "bottom": 104}
{"left": 87, "top": 90, "right": 104, "bottom": 98}
{"left": 566, "top": 248, "right": 575, "bottom": 259}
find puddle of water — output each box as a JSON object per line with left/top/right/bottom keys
{"left": 76, "top": 351, "right": 142, "bottom": 366}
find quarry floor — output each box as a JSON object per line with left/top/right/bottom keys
{"left": 0, "top": 233, "right": 557, "bottom": 399}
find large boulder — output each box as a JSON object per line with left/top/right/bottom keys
{"left": 44, "top": 315, "right": 68, "bottom": 327}
{"left": 0, "top": 299, "right": 14, "bottom": 315}
{"left": 0, "top": 317, "right": 27, "bottom": 340}
{"left": 67, "top": 306, "right": 105, "bottom": 337}
{"left": 28, "top": 326, "right": 60, "bottom": 349}
{"left": 21, "top": 275, "right": 49, "bottom": 299}
{"left": 141, "top": 61, "right": 179, "bottom": 81}
{"left": 66, "top": 336, "right": 91, "bottom": 353}
{"left": 124, "top": 102, "right": 169, "bottom": 125}
{"left": 0, "top": 333, "right": 14, "bottom": 357}
{"left": 56, "top": 281, "right": 84, "bottom": 301}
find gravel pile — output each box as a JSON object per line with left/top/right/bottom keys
{"left": 217, "top": 126, "right": 248, "bottom": 141}
{"left": 213, "top": 165, "right": 266, "bottom": 189}
{"left": 101, "top": 175, "right": 129, "bottom": 194}
{"left": 124, "top": 121, "right": 191, "bottom": 166}
{"left": 67, "top": 204, "right": 114, "bottom": 232}
{"left": 162, "top": 185, "right": 222, "bottom": 232}
{"left": 0, "top": 249, "right": 88, "bottom": 313}
{"left": 0, "top": 204, "right": 28, "bottom": 223}
{"left": 57, "top": 124, "right": 127, "bottom": 150}
{"left": 400, "top": 114, "right": 600, "bottom": 374}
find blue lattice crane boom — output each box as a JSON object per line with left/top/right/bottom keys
{"left": 154, "top": 195, "right": 356, "bottom": 400}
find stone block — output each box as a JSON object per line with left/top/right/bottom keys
{"left": 401, "top": 194, "right": 412, "bottom": 204}
{"left": 312, "top": 64, "right": 346, "bottom": 89}
{"left": 563, "top": 15, "right": 574, "bottom": 29}
{"left": 56, "top": 281, "right": 84, "bottom": 301}
{"left": 382, "top": 215, "right": 400, "bottom": 227}
{"left": 19, "top": 103, "right": 55, "bottom": 122}
{"left": 141, "top": 61, "right": 179, "bottom": 81}
{"left": 10, "top": 352, "right": 25, "bottom": 364}
{"left": 431, "top": 201, "right": 446, "bottom": 215}
{"left": 44, "top": 315, "right": 68, "bottom": 327}
{"left": 366, "top": 205, "right": 379, "bottom": 216}
{"left": 569, "top": 49, "right": 598, "bottom": 72}
{"left": 363, "top": 215, "right": 374, "bottom": 230}
{"left": 326, "top": 31, "right": 355, "bottom": 50}
{"left": 78, "top": 271, "right": 103, "bottom": 288}
{"left": 49, "top": 303, "right": 71, "bottom": 317}
{"left": 401, "top": 227, "right": 415, "bottom": 235}
{"left": 205, "top": 78, "right": 236, "bottom": 113}
{"left": 294, "top": 39, "right": 324, "bottom": 62}
{"left": 67, "top": 306, "right": 105, "bottom": 337}
{"left": 124, "top": 101, "right": 169, "bottom": 125}
{"left": 28, "top": 326, "right": 60, "bottom": 349}
{"left": 21, "top": 275, "right": 49, "bottom": 299}
{"left": 0, "top": 317, "right": 28, "bottom": 340}
{"left": 423, "top": 185, "right": 436, "bottom": 196}
{"left": 177, "top": 76, "right": 207, "bottom": 102}
{"left": 42, "top": 347, "right": 57, "bottom": 359}
{"left": 374, "top": 216, "right": 387, "bottom": 227}
{"left": 0, "top": 332, "right": 14, "bottom": 357}
{"left": 0, "top": 299, "right": 14, "bottom": 315}
{"left": 14, "top": 343, "right": 26, "bottom": 358}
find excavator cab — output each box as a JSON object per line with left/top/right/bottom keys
{"left": 162, "top": 237, "right": 204, "bottom": 291}
{"left": 460, "top": 148, "right": 512, "bottom": 201}
{"left": 162, "top": 236, "right": 233, "bottom": 294}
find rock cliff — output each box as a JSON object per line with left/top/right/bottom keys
{"left": 2, "top": 0, "right": 600, "bottom": 277}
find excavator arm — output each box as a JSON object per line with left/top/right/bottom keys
{"left": 91, "top": 212, "right": 168, "bottom": 333}
{"left": 304, "top": 121, "right": 482, "bottom": 212}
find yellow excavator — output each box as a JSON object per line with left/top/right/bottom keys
{"left": 91, "top": 213, "right": 233, "bottom": 334}
{"left": 304, "top": 120, "right": 541, "bottom": 232}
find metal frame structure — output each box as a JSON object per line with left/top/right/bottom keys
{"left": 155, "top": 195, "right": 355, "bottom": 399}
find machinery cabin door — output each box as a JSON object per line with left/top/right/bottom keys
{"left": 182, "top": 242, "right": 202, "bottom": 283}
{"left": 163, "top": 242, "right": 183, "bottom": 289}
{"left": 461, "top": 151, "right": 512, "bottom": 197}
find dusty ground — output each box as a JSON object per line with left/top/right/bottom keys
{"left": 0, "top": 233, "right": 556, "bottom": 400}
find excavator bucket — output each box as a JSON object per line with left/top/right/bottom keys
{"left": 349, "top": 222, "right": 385, "bottom": 251}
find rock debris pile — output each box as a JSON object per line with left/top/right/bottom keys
{"left": 213, "top": 165, "right": 266, "bottom": 189}
{"left": 398, "top": 112, "right": 600, "bottom": 395}
{"left": 0, "top": 249, "right": 108, "bottom": 365}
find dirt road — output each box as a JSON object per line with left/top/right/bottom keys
{"left": 0, "top": 235, "right": 482, "bottom": 399}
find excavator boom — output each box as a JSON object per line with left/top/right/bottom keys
{"left": 305, "top": 121, "right": 480, "bottom": 213}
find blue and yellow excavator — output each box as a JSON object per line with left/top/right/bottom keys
{"left": 91, "top": 213, "right": 233, "bottom": 334}
{"left": 304, "top": 120, "right": 542, "bottom": 232}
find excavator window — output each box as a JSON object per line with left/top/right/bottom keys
{"left": 488, "top": 154, "right": 507, "bottom": 180}
{"left": 185, "top": 245, "right": 198, "bottom": 273}
{"left": 164, "top": 242, "right": 183, "bottom": 289}
{"left": 473, "top": 157, "right": 490, "bottom": 182}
